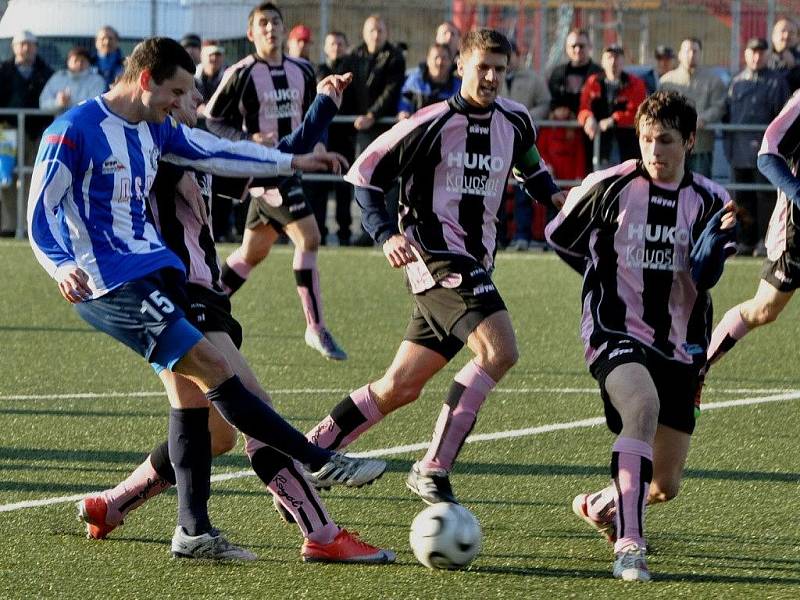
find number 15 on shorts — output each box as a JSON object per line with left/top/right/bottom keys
{"left": 140, "top": 290, "right": 175, "bottom": 321}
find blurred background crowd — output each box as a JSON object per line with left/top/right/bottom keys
{"left": 0, "top": 0, "right": 796, "bottom": 257}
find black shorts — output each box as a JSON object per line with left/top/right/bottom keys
{"left": 185, "top": 283, "right": 243, "bottom": 349}
{"left": 589, "top": 336, "right": 701, "bottom": 435}
{"left": 245, "top": 175, "right": 314, "bottom": 231}
{"left": 403, "top": 254, "right": 507, "bottom": 361}
{"left": 761, "top": 250, "right": 800, "bottom": 292}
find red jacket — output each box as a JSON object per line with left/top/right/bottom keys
{"left": 577, "top": 71, "right": 647, "bottom": 128}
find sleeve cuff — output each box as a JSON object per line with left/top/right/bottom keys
{"left": 276, "top": 153, "right": 294, "bottom": 175}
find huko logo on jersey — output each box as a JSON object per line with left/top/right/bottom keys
{"left": 445, "top": 152, "right": 505, "bottom": 197}
{"left": 624, "top": 223, "right": 691, "bottom": 271}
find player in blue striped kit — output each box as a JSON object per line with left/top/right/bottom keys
{"left": 28, "top": 37, "right": 387, "bottom": 560}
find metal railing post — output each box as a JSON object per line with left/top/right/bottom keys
{"left": 15, "top": 112, "right": 26, "bottom": 240}
{"left": 592, "top": 133, "right": 602, "bottom": 172}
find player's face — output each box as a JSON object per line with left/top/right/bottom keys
{"left": 249, "top": 9, "right": 284, "bottom": 58}
{"left": 141, "top": 67, "right": 195, "bottom": 124}
{"left": 171, "top": 86, "right": 203, "bottom": 127}
{"left": 458, "top": 49, "right": 507, "bottom": 108}
{"left": 639, "top": 117, "right": 694, "bottom": 185}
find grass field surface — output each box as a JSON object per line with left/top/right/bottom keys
{"left": 1, "top": 240, "right": 798, "bottom": 598}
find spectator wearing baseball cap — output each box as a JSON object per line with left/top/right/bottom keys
{"left": 181, "top": 33, "right": 202, "bottom": 65}
{"left": 654, "top": 45, "right": 675, "bottom": 77}
{"left": 0, "top": 30, "right": 53, "bottom": 235}
{"left": 196, "top": 41, "right": 226, "bottom": 106}
{"left": 287, "top": 24, "right": 312, "bottom": 60}
{"left": 578, "top": 43, "right": 647, "bottom": 168}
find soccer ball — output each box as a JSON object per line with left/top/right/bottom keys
{"left": 409, "top": 503, "right": 482, "bottom": 569}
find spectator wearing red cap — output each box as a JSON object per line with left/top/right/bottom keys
{"left": 288, "top": 24, "right": 312, "bottom": 60}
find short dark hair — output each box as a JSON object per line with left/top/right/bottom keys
{"left": 460, "top": 29, "right": 512, "bottom": 60}
{"left": 120, "top": 37, "right": 195, "bottom": 85}
{"left": 326, "top": 30, "right": 347, "bottom": 44}
{"left": 248, "top": 2, "right": 283, "bottom": 27}
{"left": 67, "top": 46, "right": 91, "bottom": 62}
{"left": 635, "top": 90, "right": 698, "bottom": 142}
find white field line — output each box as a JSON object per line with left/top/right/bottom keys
{"left": 1, "top": 389, "right": 799, "bottom": 514}
{"left": 0, "top": 387, "right": 794, "bottom": 401}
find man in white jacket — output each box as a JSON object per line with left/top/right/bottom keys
{"left": 39, "top": 47, "right": 106, "bottom": 112}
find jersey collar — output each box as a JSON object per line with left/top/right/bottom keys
{"left": 448, "top": 93, "right": 495, "bottom": 116}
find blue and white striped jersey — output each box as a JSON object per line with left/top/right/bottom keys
{"left": 28, "top": 96, "right": 294, "bottom": 298}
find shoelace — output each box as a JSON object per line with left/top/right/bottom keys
{"left": 340, "top": 529, "right": 374, "bottom": 551}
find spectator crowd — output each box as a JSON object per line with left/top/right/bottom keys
{"left": 1, "top": 10, "right": 798, "bottom": 255}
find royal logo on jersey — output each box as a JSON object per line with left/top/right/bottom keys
{"left": 650, "top": 195, "right": 676, "bottom": 208}
{"left": 102, "top": 157, "right": 126, "bottom": 174}
{"left": 468, "top": 123, "right": 490, "bottom": 135}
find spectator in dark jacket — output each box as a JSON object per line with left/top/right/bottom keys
{"left": 90, "top": 26, "right": 124, "bottom": 90}
{"left": 397, "top": 43, "right": 460, "bottom": 118}
{"left": 578, "top": 44, "right": 647, "bottom": 168}
{"left": 337, "top": 14, "right": 405, "bottom": 245}
{"left": 338, "top": 14, "right": 405, "bottom": 140}
{"left": 726, "top": 37, "right": 790, "bottom": 255}
{"left": 0, "top": 30, "right": 53, "bottom": 236}
{"left": 548, "top": 28, "right": 602, "bottom": 174}
{"left": 768, "top": 17, "right": 800, "bottom": 92}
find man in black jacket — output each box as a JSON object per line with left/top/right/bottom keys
{"left": 0, "top": 30, "right": 53, "bottom": 236}
{"left": 336, "top": 15, "right": 405, "bottom": 245}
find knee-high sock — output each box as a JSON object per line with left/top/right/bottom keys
{"left": 100, "top": 441, "right": 173, "bottom": 526}
{"left": 306, "top": 384, "right": 384, "bottom": 450}
{"left": 611, "top": 437, "right": 653, "bottom": 553}
{"left": 586, "top": 484, "right": 616, "bottom": 523}
{"left": 245, "top": 437, "right": 339, "bottom": 544}
{"left": 169, "top": 407, "right": 212, "bottom": 536}
{"left": 707, "top": 306, "right": 750, "bottom": 366}
{"left": 221, "top": 248, "right": 253, "bottom": 296}
{"left": 207, "top": 375, "right": 333, "bottom": 470}
{"left": 420, "top": 360, "right": 496, "bottom": 472}
{"left": 293, "top": 250, "right": 326, "bottom": 331}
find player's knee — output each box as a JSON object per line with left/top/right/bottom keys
{"left": 378, "top": 375, "right": 422, "bottom": 409}
{"left": 754, "top": 303, "right": 781, "bottom": 326}
{"left": 211, "top": 427, "right": 237, "bottom": 456}
{"left": 298, "top": 230, "right": 321, "bottom": 252}
{"left": 480, "top": 343, "right": 518, "bottom": 376}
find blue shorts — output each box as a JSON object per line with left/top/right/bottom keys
{"left": 75, "top": 268, "right": 203, "bottom": 374}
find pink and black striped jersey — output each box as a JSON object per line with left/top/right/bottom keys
{"left": 345, "top": 94, "right": 547, "bottom": 270}
{"left": 759, "top": 91, "right": 800, "bottom": 261}
{"left": 545, "top": 159, "right": 733, "bottom": 365}
{"left": 205, "top": 54, "right": 316, "bottom": 142}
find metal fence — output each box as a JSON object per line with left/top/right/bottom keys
{"left": 1, "top": 1, "right": 798, "bottom": 74}
{"left": 0, "top": 107, "right": 777, "bottom": 239}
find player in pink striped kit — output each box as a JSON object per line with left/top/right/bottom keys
{"left": 303, "top": 29, "right": 565, "bottom": 507}
{"left": 545, "top": 90, "right": 737, "bottom": 582}
{"left": 706, "top": 91, "right": 800, "bottom": 370}
{"left": 205, "top": 2, "right": 346, "bottom": 361}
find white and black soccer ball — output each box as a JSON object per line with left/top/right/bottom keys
{"left": 409, "top": 502, "right": 482, "bottom": 569}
